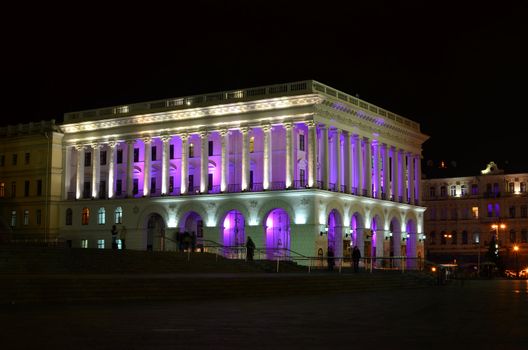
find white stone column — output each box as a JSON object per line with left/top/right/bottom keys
{"left": 322, "top": 126, "right": 329, "bottom": 190}
{"left": 285, "top": 122, "right": 294, "bottom": 188}
{"left": 399, "top": 150, "right": 406, "bottom": 203}
{"left": 364, "top": 138, "right": 372, "bottom": 197}
{"left": 63, "top": 146, "right": 71, "bottom": 199}
{"left": 391, "top": 147, "right": 398, "bottom": 201}
{"left": 307, "top": 121, "right": 316, "bottom": 188}
{"left": 403, "top": 152, "right": 409, "bottom": 203}
{"left": 180, "top": 133, "right": 189, "bottom": 194}
{"left": 142, "top": 137, "right": 152, "bottom": 197}
{"left": 108, "top": 141, "right": 116, "bottom": 199}
{"left": 161, "top": 136, "right": 171, "bottom": 195}
{"left": 241, "top": 127, "right": 250, "bottom": 191}
{"left": 409, "top": 152, "right": 415, "bottom": 204}
{"left": 262, "top": 125, "right": 271, "bottom": 190}
{"left": 91, "top": 143, "right": 100, "bottom": 198}
{"left": 200, "top": 131, "right": 209, "bottom": 193}
{"left": 335, "top": 129, "right": 342, "bottom": 192}
{"left": 355, "top": 135, "right": 363, "bottom": 195}
{"left": 344, "top": 132, "right": 352, "bottom": 194}
{"left": 220, "top": 129, "right": 229, "bottom": 192}
{"left": 382, "top": 144, "right": 389, "bottom": 199}
{"left": 415, "top": 155, "right": 421, "bottom": 205}
{"left": 75, "top": 145, "right": 84, "bottom": 199}
{"left": 126, "top": 140, "right": 134, "bottom": 197}
{"left": 374, "top": 142, "right": 381, "bottom": 198}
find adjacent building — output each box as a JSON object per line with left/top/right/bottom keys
{"left": 422, "top": 161, "right": 528, "bottom": 270}
{"left": 1, "top": 81, "right": 428, "bottom": 265}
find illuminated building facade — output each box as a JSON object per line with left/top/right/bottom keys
{"left": 422, "top": 162, "right": 528, "bottom": 270}
{"left": 2, "top": 81, "right": 428, "bottom": 265}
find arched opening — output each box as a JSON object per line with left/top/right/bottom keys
{"left": 178, "top": 211, "right": 203, "bottom": 252}
{"left": 389, "top": 217, "right": 402, "bottom": 268}
{"left": 327, "top": 209, "right": 343, "bottom": 259}
{"left": 350, "top": 212, "right": 365, "bottom": 258}
{"left": 265, "top": 208, "right": 290, "bottom": 260}
{"left": 222, "top": 210, "right": 245, "bottom": 258}
{"left": 146, "top": 213, "right": 166, "bottom": 251}
{"left": 406, "top": 219, "right": 417, "bottom": 269}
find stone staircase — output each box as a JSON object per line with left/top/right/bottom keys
{"left": 0, "top": 246, "right": 436, "bottom": 305}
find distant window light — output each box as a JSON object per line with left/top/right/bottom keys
{"left": 97, "top": 239, "right": 105, "bottom": 249}
{"left": 98, "top": 207, "right": 106, "bottom": 225}
{"left": 472, "top": 207, "right": 479, "bottom": 219}
{"left": 450, "top": 185, "right": 457, "bottom": 196}
{"left": 0, "top": 182, "right": 4, "bottom": 197}
{"left": 520, "top": 182, "right": 526, "bottom": 193}
{"left": 115, "top": 106, "right": 129, "bottom": 114}
{"left": 460, "top": 185, "right": 467, "bottom": 196}
{"left": 509, "top": 182, "right": 515, "bottom": 193}
{"left": 81, "top": 239, "right": 88, "bottom": 248}
{"left": 10, "top": 210, "right": 17, "bottom": 227}
{"left": 82, "top": 208, "right": 90, "bottom": 225}
{"left": 23, "top": 210, "right": 29, "bottom": 225}
{"left": 189, "top": 143, "right": 194, "bottom": 158}
{"left": 249, "top": 137, "right": 255, "bottom": 153}
{"left": 494, "top": 203, "right": 500, "bottom": 217}
{"left": 115, "top": 207, "right": 123, "bottom": 224}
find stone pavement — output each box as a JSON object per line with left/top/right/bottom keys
{"left": 1, "top": 279, "right": 527, "bottom": 349}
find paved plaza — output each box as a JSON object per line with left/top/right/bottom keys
{"left": 1, "top": 279, "right": 527, "bottom": 349}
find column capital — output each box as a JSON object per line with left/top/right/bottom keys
{"left": 261, "top": 124, "right": 272, "bottom": 133}
{"left": 199, "top": 130, "right": 209, "bottom": 138}
{"left": 75, "top": 144, "right": 85, "bottom": 151}
{"left": 306, "top": 120, "right": 316, "bottom": 128}
{"left": 90, "top": 142, "right": 101, "bottom": 149}
{"left": 142, "top": 136, "right": 152, "bottom": 144}
{"left": 219, "top": 128, "right": 229, "bottom": 137}
{"left": 160, "top": 135, "right": 172, "bottom": 143}
{"left": 179, "top": 133, "right": 189, "bottom": 141}
{"left": 240, "top": 127, "right": 250, "bottom": 135}
{"left": 126, "top": 139, "right": 135, "bottom": 145}
{"left": 283, "top": 122, "right": 293, "bottom": 130}
{"left": 108, "top": 141, "right": 118, "bottom": 148}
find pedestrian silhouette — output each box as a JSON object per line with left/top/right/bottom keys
{"left": 119, "top": 225, "right": 127, "bottom": 249}
{"left": 352, "top": 246, "right": 361, "bottom": 272}
{"left": 327, "top": 247, "right": 335, "bottom": 271}
{"left": 246, "top": 236, "right": 256, "bottom": 261}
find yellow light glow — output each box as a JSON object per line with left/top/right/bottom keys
{"left": 514, "top": 245, "right": 519, "bottom": 252}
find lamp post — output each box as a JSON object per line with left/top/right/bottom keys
{"left": 514, "top": 245, "right": 519, "bottom": 278}
{"left": 491, "top": 223, "right": 506, "bottom": 258}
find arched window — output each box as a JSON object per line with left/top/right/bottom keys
{"left": 66, "top": 208, "right": 73, "bottom": 225}
{"left": 430, "top": 231, "right": 436, "bottom": 245}
{"left": 98, "top": 207, "right": 106, "bottom": 225}
{"left": 82, "top": 208, "right": 90, "bottom": 225}
{"left": 114, "top": 207, "right": 123, "bottom": 224}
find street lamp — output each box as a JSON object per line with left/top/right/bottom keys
{"left": 491, "top": 223, "right": 506, "bottom": 258}
{"left": 514, "top": 245, "right": 519, "bottom": 278}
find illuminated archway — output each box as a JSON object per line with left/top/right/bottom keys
{"left": 265, "top": 208, "right": 290, "bottom": 260}
{"left": 146, "top": 213, "right": 166, "bottom": 251}
{"left": 221, "top": 210, "right": 246, "bottom": 259}
{"left": 327, "top": 209, "right": 343, "bottom": 257}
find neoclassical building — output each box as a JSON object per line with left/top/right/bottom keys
{"left": 2, "top": 81, "right": 428, "bottom": 265}
{"left": 422, "top": 161, "right": 528, "bottom": 270}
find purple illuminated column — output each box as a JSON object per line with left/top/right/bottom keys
{"left": 126, "top": 140, "right": 134, "bottom": 197}
{"left": 241, "top": 127, "right": 250, "bottom": 191}
{"left": 398, "top": 150, "right": 405, "bottom": 202}
{"left": 161, "top": 135, "right": 171, "bottom": 195}
{"left": 75, "top": 145, "right": 84, "bottom": 199}
{"left": 142, "top": 137, "right": 152, "bottom": 197}
{"left": 262, "top": 124, "right": 271, "bottom": 190}
{"left": 364, "top": 138, "right": 372, "bottom": 197}
{"left": 285, "top": 122, "right": 293, "bottom": 188}
{"left": 91, "top": 143, "right": 100, "bottom": 198}
{"left": 335, "top": 129, "right": 342, "bottom": 192}
{"left": 220, "top": 129, "right": 229, "bottom": 192}
{"left": 354, "top": 135, "right": 363, "bottom": 195}
{"left": 415, "top": 155, "right": 421, "bottom": 204}
{"left": 322, "top": 125, "right": 329, "bottom": 190}
{"left": 108, "top": 141, "right": 116, "bottom": 198}
{"left": 391, "top": 147, "right": 398, "bottom": 201}
{"left": 402, "top": 152, "right": 409, "bottom": 203}
{"left": 200, "top": 131, "right": 209, "bottom": 193}
{"left": 408, "top": 153, "right": 415, "bottom": 204}
{"left": 344, "top": 132, "right": 352, "bottom": 194}
{"left": 307, "top": 121, "right": 316, "bottom": 187}
{"left": 382, "top": 144, "right": 389, "bottom": 199}
{"left": 373, "top": 141, "right": 380, "bottom": 199}
{"left": 180, "top": 133, "right": 189, "bottom": 194}
{"left": 63, "top": 146, "right": 71, "bottom": 199}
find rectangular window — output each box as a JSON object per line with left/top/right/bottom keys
{"left": 37, "top": 179, "right": 42, "bottom": 196}
{"left": 169, "top": 176, "right": 174, "bottom": 193}
{"left": 208, "top": 173, "right": 213, "bottom": 191}
{"left": 450, "top": 186, "right": 457, "bottom": 196}
{"left": 25, "top": 152, "right": 30, "bottom": 164}
{"left": 133, "top": 179, "right": 139, "bottom": 195}
{"left": 440, "top": 186, "right": 446, "bottom": 197}
{"left": 521, "top": 182, "right": 526, "bottom": 193}
{"left": 429, "top": 187, "right": 436, "bottom": 197}
{"left": 117, "top": 149, "right": 123, "bottom": 164}
{"left": 116, "top": 180, "right": 122, "bottom": 195}
{"left": 0, "top": 182, "right": 4, "bottom": 197}
{"left": 300, "top": 169, "right": 306, "bottom": 187}
{"left": 10, "top": 210, "right": 16, "bottom": 227}
{"left": 100, "top": 150, "right": 107, "bottom": 165}
{"left": 188, "top": 174, "right": 194, "bottom": 192}
{"left": 510, "top": 230, "right": 517, "bottom": 243}
{"left": 151, "top": 177, "right": 156, "bottom": 193}
{"left": 169, "top": 144, "right": 174, "bottom": 159}
{"left": 509, "top": 206, "right": 516, "bottom": 218}
{"left": 249, "top": 170, "right": 253, "bottom": 189}
{"left": 152, "top": 146, "right": 157, "bottom": 161}
{"left": 97, "top": 239, "right": 105, "bottom": 249}
{"left": 11, "top": 182, "right": 16, "bottom": 198}
{"left": 471, "top": 184, "right": 479, "bottom": 195}
{"left": 85, "top": 152, "right": 91, "bottom": 167}
{"left": 98, "top": 208, "right": 106, "bottom": 225}
{"left": 461, "top": 185, "right": 467, "bottom": 196}
{"left": 81, "top": 239, "right": 88, "bottom": 248}
{"left": 12, "top": 154, "right": 17, "bottom": 166}
{"left": 473, "top": 233, "right": 480, "bottom": 244}
{"left": 24, "top": 180, "right": 30, "bottom": 197}
{"left": 134, "top": 148, "right": 139, "bottom": 162}
{"left": 521, "top": 205, "right": 527, "bottom": 218}
{"left": 23, "top": 210, "right": 29, "bottom": 225}
{"left": 83, "top": 182, "right": 90, "bottom": 198}
{"left": 299, "top": 134, "right": 305, "bottom": 151}
{"left": 99, "top": 181, "right": 106, "bottom": 199}
{"left": 249, "top": 137, "right": 255, "bottom": 153}
{"left": 521, "top": 230, "right": 527, "bottom": 243}
{"left": 36, "top": 209, "right": 42, "bottom": 225}
{"left": 472, "top": 207, "right": 479, "bottom": 219}
{"left": 208, "top": 141, "right": 214, "bottom": 156}
{"left": 509, "top": 182, "right": 515, "bottom": 193}
{"left": 189, "top": 144, "right": 194, "bottom": 158}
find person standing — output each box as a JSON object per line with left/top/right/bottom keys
{"left": 327, "top": 247, "right": 335, "bottom": 271}
{"left": 111, "top": 225, "right": 118, "bottom": 250}
{"left": 246, "top": 236, "right": 255, "bottom": 261}
{"left": 119, "top": 225, "right": 127, "bottom": 250}
{"left": 352, "top": 245, "right": 361, "bottom": 272}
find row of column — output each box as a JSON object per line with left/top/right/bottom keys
{"left": 67, "top": 121, "right": 421, "bottom": 204}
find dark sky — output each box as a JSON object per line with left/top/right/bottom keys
{"left": 3, "top": 1, "right": 527, "bottom": 175}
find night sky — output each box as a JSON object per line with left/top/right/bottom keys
{"left": 3, "top": 2, "right": 527, "bottom": 176}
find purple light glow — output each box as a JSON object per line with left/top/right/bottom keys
{"left": 222, "top": 210, "right": 245, "bottom": 247}
{"left": 265, "top": 208, "right": 290, "bottom": 259}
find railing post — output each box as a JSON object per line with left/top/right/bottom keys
{"left": 276, "top": 256, "right": 280, "bottom": 273}
{"left": 338, "top": 257, "right": 342, "bottom": 274}
{"left": 370, "top": 257, "right": 373, "bottom": 273}
{"left": 308, "top": 258, "right": 311, "bottom": 274}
